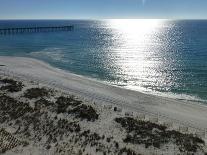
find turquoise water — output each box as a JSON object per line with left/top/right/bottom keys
{"left": 0, "top": 19, "right": 207, "bottom": 102}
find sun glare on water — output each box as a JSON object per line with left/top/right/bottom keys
{"left": 106, "top": 19, "right": 167, "bottom": 91}
{"left": 109, "top": 19, "right": 162, "bottom": 36}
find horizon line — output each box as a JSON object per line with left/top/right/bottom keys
{"left": 0, "top": 18, "right": 207, "bottom": 20}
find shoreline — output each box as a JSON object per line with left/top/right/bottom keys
{"left": 0, "top": 56, "right": 207, "bottom": 131}
{"left": 30, "top": 54, "right": 207, "bottom": 104}
{"left": 0, "top": 55, "right": 207, "bottom": 154}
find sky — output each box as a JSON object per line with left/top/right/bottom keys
{"left": 0, "top": 0, "right": 207, "bottom": 19}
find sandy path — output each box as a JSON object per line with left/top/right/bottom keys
{"left": 0, "top": 56, "right": 207, "bottom": 132}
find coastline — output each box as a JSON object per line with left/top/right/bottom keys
{"left": 1, "top": 55, "right": 207, "bottom": 154}
{"left": 0, "top": 56, "right": 207, "bottom": 131}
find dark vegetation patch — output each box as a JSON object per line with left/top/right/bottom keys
{"left": 69, "top": 104, "right": 99, "bottom": 121}
{"left": 0, "top": 95, "right": 33, "bottom": 122}
{"left": 106, "top": 137, "right": 113, "bottom": 143}
{"left": 34, "top": 98, "right": 53, "bottom": 111}
{"left": 0, "top": 78, "right": 23, "bottom": 92}
{"left": 115, "top": 117, "right": 205, "bottom": 153}
{"left": 57, "top": 119, "right": 81, "bottom": 133}
{"left": 79, "top": 130, "right": 102, "bottom": 147}
{"left": 55, "top": 96, "right": 98, "bottom": 121}
{"left": 77, "top": 130, "right": 111, "bottom": 154}
{"left": 118, "top": 147, "right": 140, "bottom": 155}
{"left": 56, "top": 96, "right": 82, "bottom": 114}
{"left": 23, "top": 87, "right": 50, "bottom": 99}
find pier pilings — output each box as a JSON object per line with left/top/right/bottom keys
{"left": 0, "top": 25, "right": 74, "bottom": 35}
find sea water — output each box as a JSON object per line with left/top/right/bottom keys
{"left": 0, "top": 19, "right": 207, "bottom": 102}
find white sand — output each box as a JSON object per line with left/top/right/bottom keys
{"left": 0, "top": 56, "right": 207, "bottom": 132}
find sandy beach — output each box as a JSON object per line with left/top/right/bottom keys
{"left": 0, "top": 56, "right": 207, "bottom": 154}
{"left": 0, "top": 56, "right": 207, "bottom": 130}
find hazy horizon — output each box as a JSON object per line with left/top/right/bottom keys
{"left": 1, "top": 18, "right": 207, "bottom": 20}
{"left": 0, "top": 0, "right": 207, "bottom": 19}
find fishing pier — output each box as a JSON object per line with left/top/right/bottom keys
{"left": 0, "top": 25, "right": 74, "bottom": 35}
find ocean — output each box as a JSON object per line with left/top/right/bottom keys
{"left": 0, "top": 19, "right": 207, "bottom": 102}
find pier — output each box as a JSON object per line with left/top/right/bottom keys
{"left": 0, "top": 25, "right": 74, "bottom": 35}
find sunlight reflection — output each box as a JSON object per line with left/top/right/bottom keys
{"left": 107, "top": 19, "right": 166, "bottom": 90}
{"left": 109, "top": 19, "right": 162, "bottom": 36}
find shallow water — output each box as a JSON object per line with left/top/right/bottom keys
{"left": 0, "top": 19, "right": 207, "bottom": 102}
